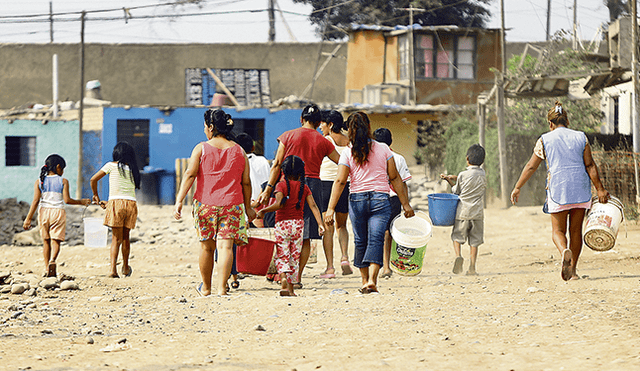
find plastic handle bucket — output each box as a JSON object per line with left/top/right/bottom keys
{"left": 83, "top": 217, "right": 108, "bottom": 248}
{"left": 236, "top": 237, "right": 275, "bottom": 276}
{"left": 389, "top": 211, "right": 432, "bottom": 276}
{"left": 427, "top": 193, "right": 460, "bottom": 226}
{"left": 583, "top": 196, "right": 624, "bottom": 251}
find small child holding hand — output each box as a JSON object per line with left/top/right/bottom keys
{"left": 440, "top": 144, "right": 487, "bottom": 275}
{"left": 257, "top": 155, "right": 325, "bottom": 296}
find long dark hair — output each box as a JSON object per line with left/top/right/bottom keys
{"left": 205, "top": 108, "right": 235, "bottom": 140}
{"left": 40, "top": 154, "right": 66, "bottom": 190}
{"left": 346, "top": 111, "right": 372, "bottom": 165}
{"left": 112, "top": 142, "right": 141, "bottom": 189}
{"left": 281, "top": 155, "right": 306, "bottom": 210}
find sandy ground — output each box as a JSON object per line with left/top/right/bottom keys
{"left": 1, "top": 202, "right": 639, "bottom": 371}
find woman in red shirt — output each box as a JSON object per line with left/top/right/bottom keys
{"left": 174, "top": 109, "right": 256, "bottom": 296}
{"left": 257, "top": 104, "right": 340, "bottom": 287}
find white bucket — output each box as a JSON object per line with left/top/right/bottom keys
{"left": 84, "top": 217, "right": 108, "bottom": 248}
{"left": 583, "top": 196, "right": 624, "bottom": 251}
{"left": 389, "top": 212, "right": 432, "bottom": 276}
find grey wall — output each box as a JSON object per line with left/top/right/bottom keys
{"left": 0, "top": 42, "right": 347, "bottom": 108}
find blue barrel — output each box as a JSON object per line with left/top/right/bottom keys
{"left": 427, "top": 193, "right": 460, "bottom": 226}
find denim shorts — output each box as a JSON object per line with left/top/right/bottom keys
{"left": 348, "top": 192, "right": 391, "bottom": 268}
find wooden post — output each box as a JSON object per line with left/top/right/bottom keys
{"left": 498, "top": 0, "right": 509, "bottom": 208}
{"left": 77, "top": 11, "right": 85, "bottom": 199}
{"left": 632, "top": 0, "right": 640, "bottom": 205}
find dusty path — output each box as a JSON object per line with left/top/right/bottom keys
{"left": 0, "top": 204, "right": 639, "bottom": 370}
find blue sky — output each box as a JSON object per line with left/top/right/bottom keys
{"left": 0, "top": 0, "right": 613, "bottom": 43}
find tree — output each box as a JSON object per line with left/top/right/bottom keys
{"left": 293, "top": 0, "right": 492, "bottom": 40}
{"left": 604, "top": 0, "right": 629, "bottom": 21}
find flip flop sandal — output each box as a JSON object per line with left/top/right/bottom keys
{"left": 123, "top": 266, "right": 133, "bottom": 277}
{"left": 195, "top": 283, "right": 205, "bottom": 297}
{"left": 452, "top": 257, "right": 464, "bottom": 274}
{"left": 340, "top": 260, "right": 353, "bottom": 275}
{"left": 293, "top": 282, "right": 303, "bottom": 289}
{"left": 380, "top": 271, "right": 393, "bottom": 279}
{"left": 319, "top": 270, "right": 336, "bottom": 279}
{"left": 47, "top": 262, "right": 57, "bottom": 278}
{"left": 561, "top": 249, "right": 572, "bottom": 281}
{"left": 231, "top": 280, "right": 240, "bottom": 289}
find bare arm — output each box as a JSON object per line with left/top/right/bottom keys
{"left": 173, "top": 144, "right": 202, "bottom": 220}
{"left": 323, "top": 164, "right": 349, "bottom": 226}
{"left": 510, "top": 153, "right": 543, "bottom": 205}
{"left": 583, "top": 142, "right": 609, "bottom": 203}
{"left": 90, "top": 170, "right": 107, "bottom": 205}
{"left": 62, "top": 178, "right": 90, "bottom": 206}
{"left": 23, "top": 180, "right": 41, "bottom": 230}
{"left": 327, "top": 149, "right": 340, "bottom": 164}
{"left": 256, "top": 192, "right": 285, "bottom": 217}
{"left": 307, "top": 193, "right": 325, "bottom": 236}
{"left": 241, "top": 152, "right": 256, "bottom": 222}
{"left": 440, "top": 174, "right": 458, "bottom": 186}
{"left": 257, "top": 142, "right": 286, "bottom": 205}
{"left": 387, "top": 158, "right": 414, "bottom": 218}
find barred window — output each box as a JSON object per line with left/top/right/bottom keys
{"left": 5, "top": 136, "right": 36, "bottom": 166}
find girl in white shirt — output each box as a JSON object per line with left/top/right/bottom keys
{"left": 90, "top": 142, "right": 141, "bottom": 278}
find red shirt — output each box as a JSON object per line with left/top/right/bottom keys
{"left": 274, "top": 179, "right": 311, "bottom": 222}
{"left": 194, "top": 142, "right": 245, "bottom": 206}
{"left": 278, "top": 127, "right": 335, "bottom": 179}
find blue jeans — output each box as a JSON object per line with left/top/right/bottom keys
{"left": 348, "top": 192, "right": 391, "bottom": 268}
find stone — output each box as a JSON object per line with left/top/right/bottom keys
{"left": 40, "top": 277, "right": 59, "bottom": 289}
{"left": 254, "top": 325, "right": 266, "bottom": 331}
{"left": 60, "top": 281, "right": 79, "bottom": 291}
{"left": 12, "top": 228, "right": 42, "bottom": 246}
{"left": 24, "top": 288, "right": 36, "bottom": 297}
{"left": 10, "top": 283, "right": 26, "bottom": 295}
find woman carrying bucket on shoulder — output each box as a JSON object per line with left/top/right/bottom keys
{"left": 510, "top": 101, "right": 609, "bottom": 281}
{"left": 324, "top": 111, "right": 414, "bottom": 294}
{"left": 90, "top": 142, "right": 141, "bottom": 279}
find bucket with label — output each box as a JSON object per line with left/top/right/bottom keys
{"left": 583, "top": 196, "right": 624, "bottom": 251}
{"left": 427, "top": 193, "right": 460, "bottom": 226}
{"left": 83, "top": 206, "right": 108, "bottom": 248}
{"left": 390, "top": 212, "right": 432, "bottom": 276}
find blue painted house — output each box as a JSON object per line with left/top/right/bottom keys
{"left": 98, "top": 106, "right": 303, "bottom": 204}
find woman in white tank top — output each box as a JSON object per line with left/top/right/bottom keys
{"left": 318, "top": 110, "right": 353, "bottom": 278}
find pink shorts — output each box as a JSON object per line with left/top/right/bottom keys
{"left": 38, "top": 208, "right": 66, "bottom": 241}
{"left": 192, "top": 199, "right": 248, "bottom": 246}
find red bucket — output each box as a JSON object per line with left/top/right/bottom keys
{"left": 236, "top": 237, "right": 275, "bottom": 276}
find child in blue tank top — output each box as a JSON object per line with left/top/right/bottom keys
{"left": 23, "top": 154, "right": 90, "bottom": 277}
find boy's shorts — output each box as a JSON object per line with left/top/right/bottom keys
{"left": 385, "top": 195, "right": 402, "bottom": 231}
{"left": 104, "top": 199, "right": 138, "bottom": 230}
{"left": 192, "top": 199, "right": 248, "bottom": 246}
{"left": 38, "top": 208, "right": 66, "bottom": 241}
{"left": 451, "top": 218, "right": 484, "bottom": 247}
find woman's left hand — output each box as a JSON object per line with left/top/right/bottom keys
{"left": 402, "top": 204, "right": 415, "bottom": 218}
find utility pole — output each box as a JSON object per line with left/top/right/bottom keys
{"left": 497, "top": 0, "right": 509, "bottom": 208}
{"left": 77, "top": 11, "right": 85, "bottom": 199}
{"left": 632, "top": 0, "right": 640, "bottom": 204}
{"left": 268, "top": 0, "right": 275, "bottom": 42}
{"left": 572, "top": 0, "right": 578, "bottom": 50}
{"left": 398, "top": 5, "right": 425, "bottom": 105}
{"left": 49, "top": 1, "right": 53, "bottom": 43}
{"left": 546, "top": 0, "right": 551, "bottom": 41}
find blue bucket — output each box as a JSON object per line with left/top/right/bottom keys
{"left": 427, "top": 193, "right": 460, "bottom": 226}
